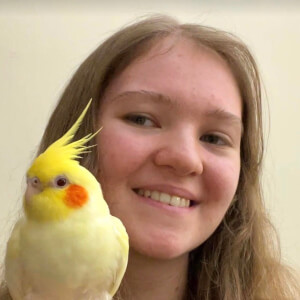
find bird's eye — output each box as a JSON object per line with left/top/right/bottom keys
{"left": 54, "top": 176, "right": 69, "bottom": 188}
{"left": 27, "top": 177, "right": 40, "bottom": 187}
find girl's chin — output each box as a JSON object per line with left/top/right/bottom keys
{"left": 134, "top": 247, "right": 187, "bottom": 261}
{"left": 129, "top": 235, "right": 194, "bottom": 260}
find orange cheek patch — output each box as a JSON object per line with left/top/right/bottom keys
{"left": 64, "top": 184, "right": 88, "bottom": 208}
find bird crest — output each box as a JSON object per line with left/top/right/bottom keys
{"left": 28, "top": 99, "right": 101, "bottom": 177}
{"left": 42, "top": 99, "right": 100, "bottom": 163}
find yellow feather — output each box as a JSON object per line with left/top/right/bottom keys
{"left": 43, "top": 98, "right": 100, "bottom": 161}
{"left": 24, "top": 188, "right": 71, "bottom": 222}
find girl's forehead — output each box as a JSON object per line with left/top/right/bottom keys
{"left": 136, "top": 35, "right": 225, "bottom": 66}
{"left": 104, "top": 37, "right": 240, "bottom": 101}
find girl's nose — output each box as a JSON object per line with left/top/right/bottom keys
{"left": 153, "top": 131, "right": 204, "bottom": 177}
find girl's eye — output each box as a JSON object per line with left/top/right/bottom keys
{"left": 200, "top": 134, "right": 227, "bottom": 145}
{"left": 125, "top": 114, "right": 156, "bottom": 127}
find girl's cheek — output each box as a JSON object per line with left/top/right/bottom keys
{"left": 205, "top": 154, "right": 240, "bottom": 199}
{"left": 97, "top": 127, "right": 152, "bottom": 176}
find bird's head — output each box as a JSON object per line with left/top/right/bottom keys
{"left": 24, "top": 100, "right": 108, "bottom": 222}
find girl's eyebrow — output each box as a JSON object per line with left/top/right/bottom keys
{"left": 205, "top": 108, "right": 244, "bottom": 135}
{"left": 111, "top": 90, "right": 243, "bottom": 134}
{"left": 110, "top": 90, "right": 173, "bottom": 106}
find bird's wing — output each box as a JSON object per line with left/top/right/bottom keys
{"left": 5, "top": 218, "right": 27, "bottom": 300}
{"left": 108, "top": 216, "right": 129, "bottom": 297}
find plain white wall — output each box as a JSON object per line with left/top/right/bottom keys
{"left": 0, "top": 1, "right": 299, "bottom": 272}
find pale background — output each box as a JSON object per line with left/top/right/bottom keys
{"left": 0, "top": 0, "right": 299, "bottom": 272}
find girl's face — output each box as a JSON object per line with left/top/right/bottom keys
{"left": 97, "top": 38, "right": 242, "bottom": 259}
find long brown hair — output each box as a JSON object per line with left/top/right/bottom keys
{"left": 2, "top": 15, "right": 299, "bottom": 300}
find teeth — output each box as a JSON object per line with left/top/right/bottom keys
{"left": 137, "top": 189, "right": 191, "bottom": 208}
{"left": 151, "top": 191, "right": 160, "bottom": 201}
{"left": 180, "top": 198, "right": 186, "bottom": 207}
{"left": 160, "top": 193, "right": 171, "bottom": 204}
{"left": 170, "top": 196, "right": 180, "bottom": 207}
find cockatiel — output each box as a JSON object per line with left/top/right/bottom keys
{"left": 5, "top": 100, "right": 129, "bottom": 300}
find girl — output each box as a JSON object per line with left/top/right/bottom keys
{"left": 1, "top": 15, "right": 299, "bottom": 300}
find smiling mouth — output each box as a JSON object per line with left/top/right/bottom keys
{"left": 133, "top": 188, "right": 194, "bottom": 208}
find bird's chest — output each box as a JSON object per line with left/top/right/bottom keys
{"left": 20, "top": 220, "right": 119, "bottom": 288}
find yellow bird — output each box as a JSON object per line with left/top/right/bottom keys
{"left": 5, "top": 100, "right": 129, "bottom": 300}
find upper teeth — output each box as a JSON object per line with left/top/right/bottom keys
{"left": 137, "top": 189, "right": 190, "bottom": 208}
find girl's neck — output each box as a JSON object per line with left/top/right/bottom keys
{"left": 119, "top": 249, "right": 189, "bottom": 300}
